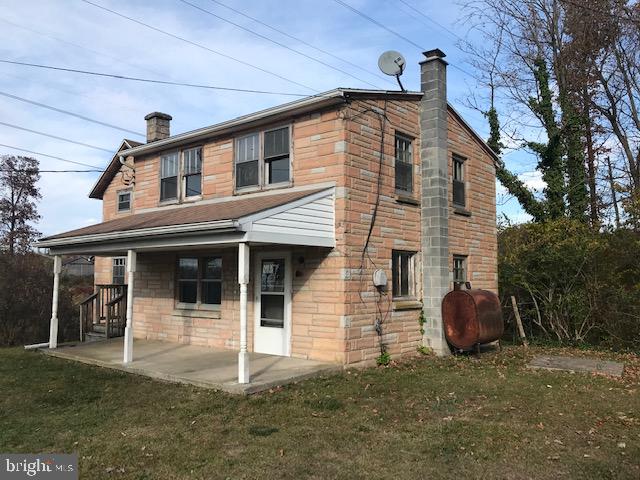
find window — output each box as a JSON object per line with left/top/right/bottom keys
{"left": 235, "top": 126, "right": 290, "bottom": 190}
{"left": 112, "top": 257, "right": 126, "bottom": 285}
{"left": 177, "top": 256, "right": 222, "bottom": 307}
{"left": 264, "top": 127, "right": 290, "bottom": 185}
{"left": 235, "top": 133, "right": 259, "bottom": 188}
{"left": 395, "top": 134, "right": 413, "bottom": 194}
{"left": 453, "top": 255, "right": 467, "bottom": 284}
{"left": 183, "top": 147, "right": 202, "bottom": 197}
{"left": 453, "top": 154, "right": 466, "bottom": 207}
{"left": 160, "top": 148, "right": 203, "bottom": 202}
{"left": 160, "top": 152, "right": 179, "bottom": 201}
{"left": 117, "top": 190, "right": 131, "bottom": 212}
{"left": 392, "top": 250, "right": 416, "bottom": 298}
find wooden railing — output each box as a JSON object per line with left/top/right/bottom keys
{"left": 79, "top": 284, "right": 127, "bottom": 341}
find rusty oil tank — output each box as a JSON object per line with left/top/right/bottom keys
{"left": 441, "top": 284, "right": 504, "bottom": 351}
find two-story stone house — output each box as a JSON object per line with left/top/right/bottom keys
{"left": 37, "top": 50, "right": 497, "bottom": 385}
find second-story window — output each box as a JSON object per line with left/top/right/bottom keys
{"left": 183, "top": 147, "right": 202, "bottom": 198}
{"left": 160, "top": 148, "right": 202, "bottom": 202}
{"left": 235, "top": 126, "right": 290, "bottom": 190}
{"left": 117, "top": 190, "right": 131, "bottom": 212}
{"left": 160, "top": 152, "right": 179, "bottom": 201}
{"left": 395, "top": 134, "right": 413, "bottom": 194}
{"left": 453, "top": 154, "right": 466, "bottom": 207}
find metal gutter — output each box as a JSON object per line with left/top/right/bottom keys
{"left": 36, "top": 219, "right": 238, "bottom": 248}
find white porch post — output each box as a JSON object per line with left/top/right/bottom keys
{"left": 48, "top": 255, "right": 62, "bottom": 349}
{"left": 123, "top": 250, "right": 136, "bottom": 364}
{"left": 238, "top": 242, "right": 250, "bottom": 384}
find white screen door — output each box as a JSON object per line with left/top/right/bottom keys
{"left": 254, "top": 252, "right": 291, "bottom": 356}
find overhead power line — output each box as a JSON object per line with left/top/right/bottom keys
{"left": 0, "top": 91, "right": 144, "bottom": 137}
{"left": 0, "top": 121, "right": 113, "bottom": 153}
{"left": 0, "top": 60, "right": 318, "bottom": 97}
{"left": 179, "top": 0, "right": 383, "bottom": 89}
{"left": 333, "top": 0, "right": 479, "bottom": 80}
{"left": 0, "top": 143, "right": 104, "bottom": 169}
{"left": 0, "top": 168, "right": 103, "bottom": 173}
{"left": 207, "top": 0, "right": 394, "bottom": 85}
{"left": 80, "top": 0, "right": 318, "bottom": 93}
{"left": 395, "top": 0, "right": 464, "bottom": 43}
{"left": 333, "top": 0, "right": 424, "bottom": 50}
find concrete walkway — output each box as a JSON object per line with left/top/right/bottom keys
{"left": 43, "top": 339, "right": 341, "bottom": 394}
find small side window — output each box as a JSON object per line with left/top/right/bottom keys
{"left": 395, "top": 134, "right": 413, "bottom": 194}
{"left": 117, "top": 191, "right": 131, "bottom": 212}
{"left": 392, "top": 250, "right": 417, "bottom": 298}
{"left": 453, "top": 255, "right": 467, "bottom": 284}
{"left": 453, "top": 154, "right": 466, "bottom": 207}
{"left": 112, "top": 257, "right": 126, "bottom": 285}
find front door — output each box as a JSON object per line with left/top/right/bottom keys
{"left": 254, "top": 252, "right": 291, "bottom": 356}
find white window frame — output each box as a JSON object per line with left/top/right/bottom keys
{"left": 176, "top": 256, "right": 222, "bottom": 311}
{"left": 159, "top": 147, "right": 203, "bottom": 204}
{"left": 116, "top": 189, "right": 132, "bottom": 213}
{"left": 234, "top": 125, "right": 292, "bottom": 192}
{"left": 392, "top": 250, "right": 417, "bottom": 299}
{"left": 112, "top": 257, "right": 126, "bottom": 285}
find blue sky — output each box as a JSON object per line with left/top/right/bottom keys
{"left": 0, "top": 0, "right": 539, "bottom": 236}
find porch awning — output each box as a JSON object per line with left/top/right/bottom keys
{"left": 36, "top": 187, "right": 335, "bottom": 255}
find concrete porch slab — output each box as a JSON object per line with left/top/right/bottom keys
{"left": 528, "top": 355, "right": 624, "bottom": 377}
{"left": 42, "top": 339, "right": 341, "bottom": 394}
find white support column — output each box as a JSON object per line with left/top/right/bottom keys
{"left": 123, "top": 250, "right": 136, "bottom": 364}
{"left": 48, "top": 255, "right": 62, "bottom": 349}
{"left": 238, "top": 243, "right": 250, "bottom": 384}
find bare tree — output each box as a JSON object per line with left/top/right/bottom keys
{"left": 0, "top": 156, "right": 41, "bottom": 254}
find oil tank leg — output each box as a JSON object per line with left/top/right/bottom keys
{"left": 476, "top": 343, "right": 481, "bottom": 356}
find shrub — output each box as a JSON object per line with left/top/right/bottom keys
{"left": 0, "top": 253, "right": 78, "bottom": 346}
{"left": 499, "top": 219, "right": 640, "bottom": 351}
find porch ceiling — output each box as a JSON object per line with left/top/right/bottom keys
{"left": 36, "top": 186, "right": 335, "bottom": 255}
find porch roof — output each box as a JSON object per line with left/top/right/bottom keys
{"left": 36, "top": 186, "right": 335, "bottom": 254}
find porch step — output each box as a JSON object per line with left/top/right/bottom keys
{"left": 85, "top": 331, "right": 106, "bottom": 342}
{"left": 92, "top": 324, "right": 106, "bottom": 334}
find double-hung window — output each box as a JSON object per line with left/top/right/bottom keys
{"left": 112, "top": 257, "right": 126, "bottom": 285}
{"left": 160, "top": 148, "right": 202, "bottom": 202}
{"left": 183, "top": 147, "right": 202, "bottom": 198}
{"left": 395, "top": 134, "right": 413, "bottom": 194}
{"left": 160, "top": 152, "right": 179, "bottom": 201}
{"left": 117, "top": 190, "right": 131, "bottom": 212}
{"left": 452, "top": 154, "right": 466, "bottom": 207}
{"left": 392, "top": 250, "right": 417, "bottom": 298}
{"left": 235, "top": 126, "right": 290, "bottom": 190}
{"left": 177, "top": 256, "right": 222, "bottom": 307}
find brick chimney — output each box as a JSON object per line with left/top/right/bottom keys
{"left": 419, "top": 48, "right": 451, "bottom": 356}
{"left": 144, "top": 112, "right": 172, "bottom": 143}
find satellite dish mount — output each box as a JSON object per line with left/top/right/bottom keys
{"left": 378, "top": 50, "right": 407, "bottom": 92}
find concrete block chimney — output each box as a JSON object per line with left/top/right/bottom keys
{"left": 144, "top": 112, "right": 172, "bottom": 143}
{"left": 419, "top": 48, "right": 451, "bottom": 356}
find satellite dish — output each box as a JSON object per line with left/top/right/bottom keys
{"left": 378, "top": 50, "right": 406, "bottom": 76}
{"left": 378, "top": 50, "right": 406, "bottom": 92}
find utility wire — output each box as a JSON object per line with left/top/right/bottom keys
{"left": 0, "top": 143, "right": 104, "bottom": 169}
{"left": 395, "top": 0, "right": 465, "bottom": 43}
{"left": 0, "top": 122, "right": 113, "bottom": 153}
{"left": 333, "top": 0, "right": 479, "bottom": 80}
{"left": 333, "top": 0, "right": 424, "bottom": 50}
{"left": 0, "top": 91, "right": 144, "bottom": 137}
{"left": 80, "top": 0, "right": 318, "bottom": 93}
{"left": 179, "top": 0, "right": 383, "bottom": 89}
{"left": 207, "top": 0, "right": 394, "bottom": 85}
{"left": 0, "top": 168, "right": 104, "bottom": 173}
{"left": 0, "top": 60, "right": 318, "bottom": 97}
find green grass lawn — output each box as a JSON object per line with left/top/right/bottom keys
{"left": 1, "top": 346, "right": 638, "bottom": 479}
